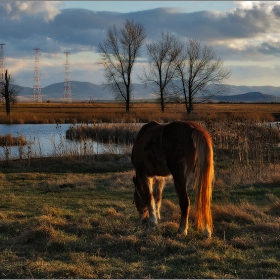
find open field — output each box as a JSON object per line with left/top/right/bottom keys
{"left": 1, "top": 102, "right": 280, "bottom": 124}
{"left": 1, "top": 102, "right": 280, "bottom": 278}
{"left": 0, "top": 158, "right": 280, "bottom": 278}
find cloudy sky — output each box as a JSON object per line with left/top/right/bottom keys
{"left": 1, "top": 1, "right": 280, "bottom": 88}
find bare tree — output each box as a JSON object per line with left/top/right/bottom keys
{"left": 141, "top": 32, "right": 183, "bottom": 112}
{"left": 1, "top": 70, "right": 19, "bottom": 116}
{"left": 99, "top": 19, "right": 146, "bottom": 112}
{"left": 173, "top": 39, "right": 231, "bottom": 113}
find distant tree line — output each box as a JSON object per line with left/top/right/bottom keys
{"left": 99, "top": 19, "right": 231, "bottom": 113}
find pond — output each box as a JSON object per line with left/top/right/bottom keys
{"left": 0, "top": 124, "right": 126, "bottom": 160}
{"left": 1, "top": 121, "right": 279, "bottom": 161}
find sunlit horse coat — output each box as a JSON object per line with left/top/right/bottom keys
{"left": 131, "top": 120, "right": 214, "bottom": 238}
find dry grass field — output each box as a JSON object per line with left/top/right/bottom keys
{"left": 0, "top": 159, "right": 279, "bottom": 278}
{"left": 0, "top": 102, "right": 280, "bottom": 124}
{"left": 0, "top": 102, "right": 280, "bottom": 278}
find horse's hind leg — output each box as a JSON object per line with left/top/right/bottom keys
{"left": 153, "top": 177, "right": 165, "bottom": 221}
{"left": 173, "top": 172, "right": 191, "bottom": 235}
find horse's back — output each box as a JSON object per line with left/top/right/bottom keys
{"left": 132, "top": 120, "right": 212, "bottom": 176}
{"left": 163, "top": 121, "right": 209, "bottom": 145}
{"left": 134, "top": 121, "right": 160, "bottom": 142}
{"left": 161, "top": 121, "right": 196, "bottom": 168}
{"left": 162, "top": 121, "right": 196, "bottom": 146}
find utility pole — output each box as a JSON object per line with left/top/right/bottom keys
{"left": 33, "top": 48, "right": 42, "bottom": 102}
{"left": 63, "top": 52, "right": 72, "bottom": 103}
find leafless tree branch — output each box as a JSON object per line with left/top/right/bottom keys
{"left": 140, "top": 32, "right": 183, "bottom": 112}
{"left": 99, "top": 19, "right": 146, "bottom": 112}
{"left": 173, "top": 39, "right": 231, "bottom": 113}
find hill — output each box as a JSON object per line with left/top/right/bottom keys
{"left": 213, "top": 92, "right": 279, "bottom": 103}
{"left": 16, "top": 81, "right": 156, "bottom": 101}
{"left": 17, "top": 82, "right": 112, "bottom": 101}
{"left": 16, "top": 81, "right": 280, "bottom": 102}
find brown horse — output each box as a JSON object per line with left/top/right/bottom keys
{"left": 131, "top": 121, "right": 214, "bottom": 238}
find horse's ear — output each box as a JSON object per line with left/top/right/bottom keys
{"left": 133, "top": 175, "right": 137, "bottom": 185}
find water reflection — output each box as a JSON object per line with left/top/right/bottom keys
{"left": 0, "top": 124, "right": 125, "bottom": 160}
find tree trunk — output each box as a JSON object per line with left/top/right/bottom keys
{"left": 126, "top": 87, "right": 130, "bottom": 112}
{"left": 5, "top": 95, "right": 10, "bottom": 116}
{"left": 160, "top": 91, "right": 165, "bottom": 112}
{"left": 126, "top": 98, "right": 130, "bottom": 112}
{"left": 183, "top": 87, "right": 188, "bottom": 113}
{"left": 185, "top": 100, "right": 189, "bottom": 113}
{"left": 188, "top": 91, "right": 193, "bottom": 114}
{"left": 4, "top": 70, "right": 10, "bottom": 116}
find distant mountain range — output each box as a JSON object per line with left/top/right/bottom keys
{"left": 16, "top": 81, "right": 280, "bottom": 102}
{"left": 212, "top": 92, "right": 280, "bottom": 103}
{"left": 17, "top": 81, "right": 156, "bottom": 102}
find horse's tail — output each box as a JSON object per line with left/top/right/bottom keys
{"left": 191, "top": 127, "right": 214, "bottom": 237}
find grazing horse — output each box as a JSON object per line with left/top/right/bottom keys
{"left": 131, "top": 121, "right": 214, "bottom": 238}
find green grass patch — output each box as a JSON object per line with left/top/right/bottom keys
{"left": 0, "top": 164, "right": 280, "bottom": 278}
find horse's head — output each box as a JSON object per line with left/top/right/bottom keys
{"left": 132, "top": 175, "right": 149, "bottom": 222}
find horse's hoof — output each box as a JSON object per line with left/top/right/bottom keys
{"left": 178, "top": 227, "right": 188, "bottom": 236}
{"left": 149, "top": 221, "right": 158, "bottom": 227}
{"left": 142, "top": 218, "right": 149, "bottom": 224}
{"left": 148, "top": 217, "right": 158, "bottom": 226}
{"left": 204, "top": 228, "right": 212, "bottom": 239}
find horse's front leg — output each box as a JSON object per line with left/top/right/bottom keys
{"left": 153, "top": 177, "right": 165, "bottom": 221}
{"left": 138, "top": 176, "right": 164, "bottom": 226}
{"left": 135, "top": 175, "right": 157, "bottom": 225}
{"left": 145, "top": 177, "right": 158, "bottom": 226}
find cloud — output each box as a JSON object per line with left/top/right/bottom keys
{"left": 234, "top": 1, "right": 280, "bottom": 10}
{"left": 0, "top": 1, "right": 62, "bottom": 21}
{"left": 0, "top": 7, "right": 123, "bottom": 55}
{"left": 2, "top": 3, "right": 280, "bottom": 56}
{"left": 272, "top": 4, "right": 280, "bottom": 17}
{"left": 2, "top": 2, "right": 280, "bottom": 87}
{"left": 234, "top": 1, "right": 261, "bottom": 10}
{"left": 257, "top": 41, "right": 280, "bottom": 56}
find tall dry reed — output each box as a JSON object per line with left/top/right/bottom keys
{"left": 66, "top": 123, "right": 142, "bottom": 144}
{"left": 201, "top": 116, "right": 280, "bottom": 185}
